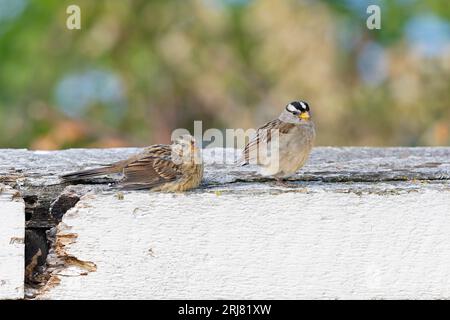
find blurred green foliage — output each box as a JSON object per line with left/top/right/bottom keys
{"left": 0, "top": 0, "right": 449, "bottom": 149}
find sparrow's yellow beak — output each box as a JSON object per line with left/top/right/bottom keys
{"left": 299, "top": 111, "right": 310, "bottom": 120}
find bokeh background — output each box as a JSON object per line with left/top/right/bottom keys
{"left": 0, "top": 0, "right": 449, "bottom": 149}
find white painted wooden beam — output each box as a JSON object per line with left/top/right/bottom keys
{"left": 0, "top": 185, "right": 24, "bottom": 300}
{"left": 38, "top": 188, "right": 450, "bottom": 299}
{"left": 0, "top": 147, "right": 449, "bottom": 299}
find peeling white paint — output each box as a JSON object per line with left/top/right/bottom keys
{"left": 0, "top": 185, "right": 24, "bottom": 300}
{"left": 40, "top": 189, "right": 450, "bottom": 299}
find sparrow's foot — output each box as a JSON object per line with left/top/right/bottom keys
{"left": 273, "top": 178, "right": 298, "bottom": 188}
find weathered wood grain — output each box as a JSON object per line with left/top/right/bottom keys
{"left": 0, "top": 146, "right": 446, "bottom": 229}
{"left": 0, "top": 185, "right": 24, "bottom": 300}
{"left": 1, "top": 147, "right": 449, "bottom": 188}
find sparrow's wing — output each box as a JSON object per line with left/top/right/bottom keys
{"left": 240, "top": 119, "right": 295, "bottom": 166}
{"left": 120, "top": 146, "right": 182, "bottom": 190}
{"left": 60, "top": 144, "right": 176, "bottom": 184}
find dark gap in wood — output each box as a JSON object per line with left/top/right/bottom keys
{"left": 23, "top": 186, "right": 80, "bottom": 296}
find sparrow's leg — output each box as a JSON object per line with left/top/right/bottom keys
{"left": 274, "top": 177, "right": 298, "bottom": 188}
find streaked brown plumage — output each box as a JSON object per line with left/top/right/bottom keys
{"left": 240, "top": 119, "right": 296, "bottom": 165}
{"left": 61, "top": 135, "right": 203, "bottom": 192}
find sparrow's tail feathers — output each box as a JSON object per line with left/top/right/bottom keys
{"left": 120, "top": 183, "right": 154, "bottom": 190}
{"left": 60, "top": 165, "right": 119, "bottom": 182}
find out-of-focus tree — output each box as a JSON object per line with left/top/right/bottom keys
{"left": 0, "top": 0, "right": 448, "bottom": 149}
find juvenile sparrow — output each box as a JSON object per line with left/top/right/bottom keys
{"left": 61, "top": 135, "right": 203, "bottom": 192}
{"left": 239, "top": 100, "right": 315, "bottom": 184}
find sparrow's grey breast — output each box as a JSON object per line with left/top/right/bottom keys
{"left": 273, "top": 120, "right": 315, "bottom": 178}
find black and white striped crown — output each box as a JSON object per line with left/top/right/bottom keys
{"left": 286, "top": 101, "right": 310, "bottom": 113}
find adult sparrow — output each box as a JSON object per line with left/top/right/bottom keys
{"left": 239, "top": 101, "right": 315, "bottom": 184}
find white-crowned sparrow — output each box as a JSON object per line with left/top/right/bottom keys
{"left": 239, "top": 100, "right": 315, "bottom": 184}
{"left": 61, "top": 134, "right": 203, "bottom": 192}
